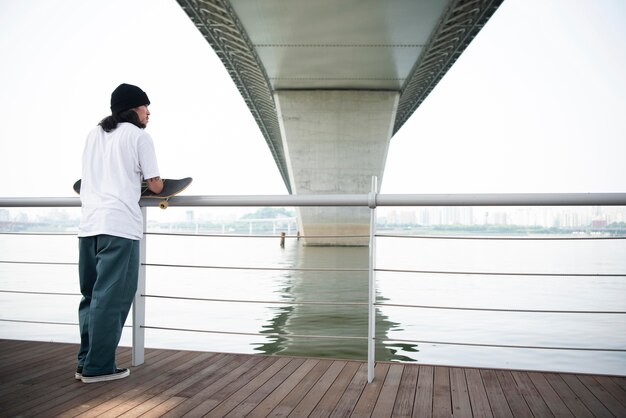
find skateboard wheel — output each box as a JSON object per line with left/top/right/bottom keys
{"left": 159, "top": 201, "right": 168, "bottom": 210}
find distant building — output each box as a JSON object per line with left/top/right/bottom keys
{"left": 591, "top": 219, "right": 607, "bottom": 228}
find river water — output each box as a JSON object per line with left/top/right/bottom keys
{"left": 0, "top": 231, "right": 625, "bottom": 375}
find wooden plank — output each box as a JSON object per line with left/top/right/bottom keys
{"left": 307, "top": 361, "right": 361, "bottom": 418}
{"left": 49, "top": 348, "right": 166, "bottom": 417}
{"left": 288, "top": 360, "right": 347, "bottom": 417}
{"left": 329, "top": 362, "right": 369, "bottom": 418}
{"left": 543, "top": 373, "right": 594, "bottom": 418}
{"left": 350, "top": 362, "right": 390, "bottom": 417}
{"left": 372, "top": 363, "right": 404, "bottom": 418}
{"left": 496, "top": 370, "right": 533, "bottom": 418}
{"left": 510, "top": 371, "right": 556, "bottom": 418}
{"left": 614, "top": 376, "right": 626, "bottom": 392}
{"left": 0, "top": 339, "right": 63, "bottom": 366}
{"left": 481, "top": 369, "right": 513, "bottom": 418}
{"left": 465, "top": 368, "right": 493, "bottom": 418}
{"left": 112, "top": 353, "right": 254, "bottom": 418}
{"left": 562, "top": 373, "right": 620, "bottom": 418}
{"left": 55, "top": 349, "right": 198, "bottom": 418}
{"left": 0, "top": 340, "right": 71, "bottom": 378}
{"left": 245, "top": 358, "right": 319, "bottom": 417}
{"left": 204, "top": 356, "right": 293, "bottom": 418}
{"left": 0, "top": 342, "right": 75, "bottom": 390}
{"left": 71, "top": 351, "right": 203, "bottom": 417}
{"left": 579, "top": 375, "right": 626, "bottom": 417}
{"left": 61, "top": 350, "right": 208, "bottom": 418}
{"left": 148, "top": 353, "right": 244, "bottom": 411}
{"left": 450, "top": 367, "right": 472, "bottom": 418}
{"left": 165, "top": 356, "right": 267, "bottom": 418}
{"left": 0, "top": 343, "right": 78, "bottom": 399}
{"left": 413, "top": 364, "right": 433, "bottom": 418}
{"left": 432, "top": 366, "right": 451, "bottom": 418}
{"left": 116, "top": 395, "right": 174, "bottom": 418}
{"left": 153, "top": 353, "right": 251, "bottom": 417}
{"left": 265, "top": 359, "right": 332, "bottom": 417}
{"left": 133, "top": 396, "right": 187, "bottom": 417}
{"left": 13, "top": 347, "right": 128, "bottom": 417}
{"left": 20, "top": 345, "right": 86, "bottom": 385}
{"left": 183, "top": 356, "right": 279, "bottom": 417}
{"left": 0, "top": 339, "right": 34, "bottom": 355}
{"left": 1, "top": 348, "right": 135, "bottom": 416}
{"left": 0, "top": 339, "right": 36, "bottom": 371}
{"left": 174, "top": 358, "right": 273, "bottom": 417}
{"left": 392, "top": 363, "right": 418, "bottom": 418}
{"left": 174, "top": 353, "right": 246, "bottom": 399}
{"left": 222, "top": 357, "right": 307, "bottom": 417}
{"left": 3, "top": 340, "right": 626, "bottom": 418}
{"left": 595, "top": 375, "right": 626, "bottom": 408}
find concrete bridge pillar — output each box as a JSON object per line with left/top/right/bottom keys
{"left": 275, "top": 90, "right": 399, "bottom": 246}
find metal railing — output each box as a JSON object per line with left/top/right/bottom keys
{"left": 1, "top": 183, "right": 625, "bottom": 383}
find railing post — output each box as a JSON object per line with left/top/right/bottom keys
{"left": 367, "top": 176, "right": 378, "bottom": 383}
{"left": 132, "top": 206, "right": 147, "bottom": 366}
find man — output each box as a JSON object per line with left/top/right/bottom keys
{"left": 76, "top": 83, "right": 163, "bottom": 383}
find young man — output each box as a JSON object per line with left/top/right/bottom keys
{"left": 76, "top": 83, "right": 163, "bottom": 383}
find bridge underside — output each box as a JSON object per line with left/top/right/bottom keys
{"left": 177, "top": 0, "right": 503, "bottom": 245}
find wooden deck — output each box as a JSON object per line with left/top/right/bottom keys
{"left": 0, "top": 340, "right": 625, "bottom": 417}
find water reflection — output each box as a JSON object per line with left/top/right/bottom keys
{"left": 254, "top": 244, "right": 418, "bottom": 361}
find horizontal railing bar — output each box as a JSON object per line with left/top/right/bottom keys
{"left": 146, "top": 232, "right": 369, "bottom": 239}
{"left": 144, "top": 325, "right": 626, "bottom": 352}
{"left": 1, "top": 231, "right": 623, "bottom": 240}
{"left": 0, "top": 318, "right": 131, "bottom": 328}
{"left": 146, "top": 232, "right": 285, "bottom": 238}
{"left": 0, "top": 290, "right": 80, "bottom": 297}
{"left": 2, "top": 259, "right": 621, "bottom": 277}
{"left": 375, "top": 302, "right": 626, "bottom": 314}
{"left": 0, "top": 259, "right": 366, "bottom": 272}
{"left": 2, "top": 192, "right": 626, "bottom": 208}
{"left": 0, "top": 197, "right": 80, "bottom": 207}
{"left": 0, "top": 260, "right": 77, "bottom": 266}
{"left": 383, "top": 338, "right": 626, "bottom": 352}
{"left": 376, "top": 193, "right": 626, "bottom": 207}
{"left": 5, "top": 289, "right": 622, "bottom": 314}
{"left": 0, "top": 318, "right": 78, "bottom": 326}
{"left": 142, "top": 325, "right": 367, "bottom": 340}
{"left": 0, "top": 232, "right": 77, "bottom": 236}
{"left": 376, "top": 268, "right": 626, "bottom": 277}
{"left": 376, "top": 234, "right": 626, "bottom": 240}
{"left": 144, "top": 262, "right": 367, "bottom": 272}
{"left": 5, "top": 288, "right": 621, "bottom": 314}
{"left": 146, "top": 194, "right": 365, "bottom": 207}
{"left": 143, "top": 293, "right": 367, "bottom": 306}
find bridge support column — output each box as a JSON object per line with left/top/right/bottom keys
{"left": 275, "top": 90, "right": 399, "bottom": 246}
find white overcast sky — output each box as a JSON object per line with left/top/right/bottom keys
{"left": 0, "top": 0, "right": 625, "bottom": 199}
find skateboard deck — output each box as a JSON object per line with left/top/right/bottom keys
{"left": 73, "top": 177, "right": 193, "bottom": 209}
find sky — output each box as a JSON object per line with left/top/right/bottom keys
{"left": 0, "top": 0, "right": 625, "bottom": 201}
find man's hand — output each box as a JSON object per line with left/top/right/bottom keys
{"left": 147, "top": 177, "right": 164, "bottom": 194}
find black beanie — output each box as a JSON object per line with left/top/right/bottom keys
{"left": 110, "top": 83, "right": 150, "bottom": 114}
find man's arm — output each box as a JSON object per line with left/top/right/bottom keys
{"left": 147, "top": 177, "right": 163, "bottom": 194}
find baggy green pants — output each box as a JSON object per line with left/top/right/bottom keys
{"left": 78, "top": 235, "right": 139, "bottom": 375}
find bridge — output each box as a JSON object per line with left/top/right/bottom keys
{"left": 176, "top": 0, "right": 503, "bottom": 245}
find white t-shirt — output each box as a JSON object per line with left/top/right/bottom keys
{"left": 78, "top": 122, "right": 160, "bottom": 240}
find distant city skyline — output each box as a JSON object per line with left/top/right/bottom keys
{"left": 382, "top": 206, "right": 626, "bottom": 228}
{"left": 3, "top": 205, "right": 625, "bottom": 230}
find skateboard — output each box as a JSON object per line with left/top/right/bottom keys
{"left": 73, "top": 177, "right": 193, "bottom": 209}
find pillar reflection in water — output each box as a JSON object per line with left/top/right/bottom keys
{"left": 254, "top": 244, "right": 417, "bottom": 361}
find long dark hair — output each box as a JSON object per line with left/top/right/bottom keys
{"left": 99, "top": 109, "right": 145, "bottom": 132}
